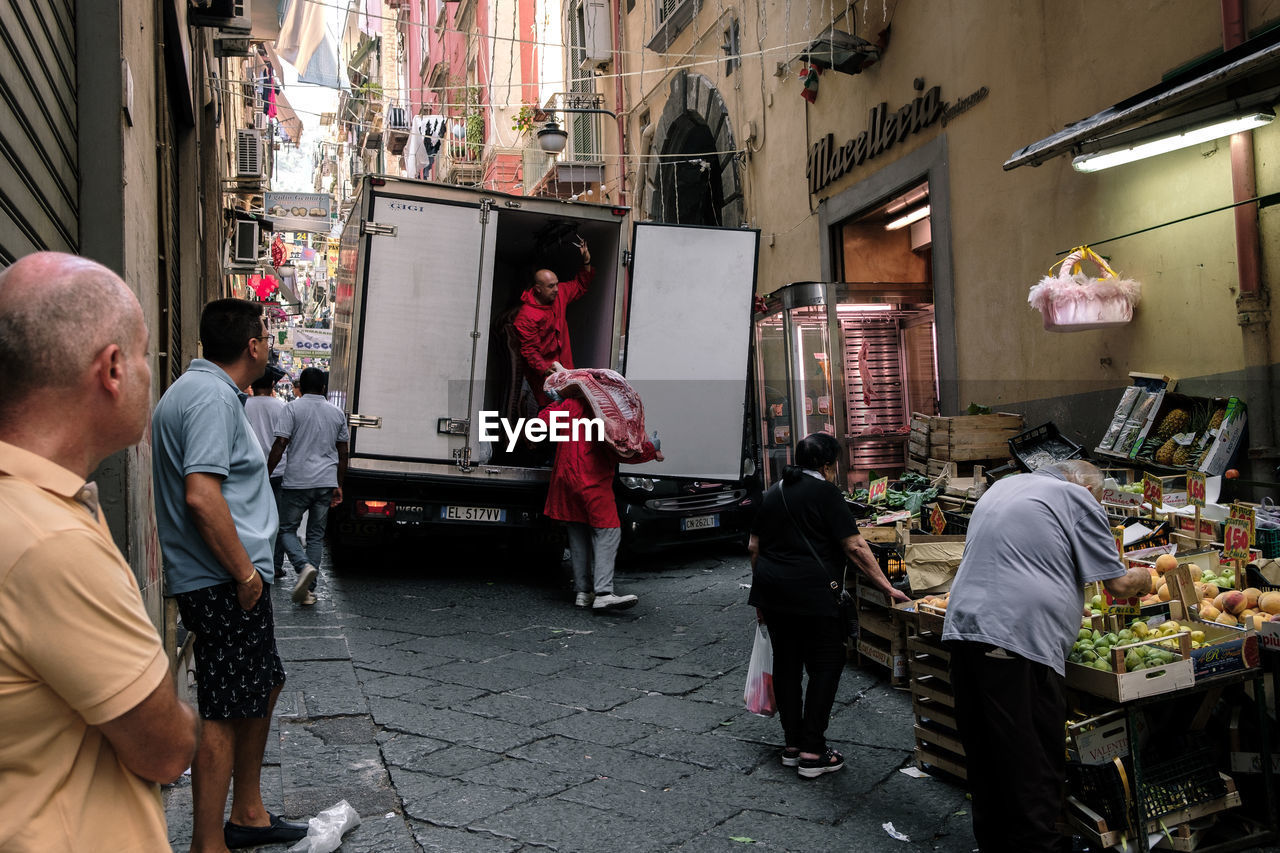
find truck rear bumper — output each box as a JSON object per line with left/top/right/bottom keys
{"left": 332, "top": 470, "right": 554, "bottom": 545}
{"left": 616, "top": 492, "right": 759, "bottom": 553}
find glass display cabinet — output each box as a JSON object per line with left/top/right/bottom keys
{"left": 753, "top": 281, "right": 938, "bottom": 492}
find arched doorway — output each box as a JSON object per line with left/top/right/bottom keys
{"left": 645, "top": 72, "right": 742, "bottom": 227}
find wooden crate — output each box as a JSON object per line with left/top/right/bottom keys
{"left": 907, "top": 455, "right": 1007, "bottom": 479}
{"left": 914, "top": 719, "right": 967, "bottom": 781}
{"left": 855, "top": 607, "right": 908, "bottom": 684}
{"left": 905, "top": 623, "right": 966, "bottom": 780}
{"left": 910, "top": 412, "right": 1025, "bottom": 462}
{"left": 1065, "top": 775, "right": 1242, "bottom": 850}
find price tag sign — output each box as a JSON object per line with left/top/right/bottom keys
{"left": 1223, "top": 518, "right": 1252, "bottom": 560}
{"left": 869, "top": 476, "right": 889, "bottom": 505}
{"left": 1229, "top": 504, "right": 1257, "bottom": 545}
{"left": 1186, "top": 471, "right": 1206, "bottom": 508}
{"left": 929, "top": 504, "right": 946, "bottom": 535}
{"left": 1112, "top": 525, "right": 1126, "bottom": 558}
{"left": 1142, "top": 473, "right": 1163, "bottom": 508}
{"left": 1104, "top": 590, "right": 1141, "bottom": 618}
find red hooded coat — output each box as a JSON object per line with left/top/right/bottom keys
{"left": 512, "top": 268, "right": 593, "bottom": 406}
{"left": 536, "top": 397, "right": 658, "bottom": 528}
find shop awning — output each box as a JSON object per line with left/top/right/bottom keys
{"left": 1004, "top": 27, "right": 1280, "bottom": 171}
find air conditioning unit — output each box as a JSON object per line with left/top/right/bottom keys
{"left": 232, "top": 220, "right": 260, "bottom": 264}
{"left": 253, "top": 110, "right": 269, "bottom": 131}
{"left": 580, "top": 0, "right": 612, "bottom": 70}
{"left": 236, "top": 128, "right": 263, "bottom": 177}
{"left": 219, "top": 0, "right": 252, "bottom": 34}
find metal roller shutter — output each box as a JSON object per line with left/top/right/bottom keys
{"left": 0, "top": 0, "right": 78, "bottom": 264}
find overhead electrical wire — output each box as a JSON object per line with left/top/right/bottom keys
{"left": 292, "top": 0, "right": 833, "bottom": 89}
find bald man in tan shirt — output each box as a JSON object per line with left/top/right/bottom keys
{"left": 0, "top": 252, "right": 199, "bottom": 851}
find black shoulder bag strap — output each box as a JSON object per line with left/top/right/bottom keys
{"left": 778, "top": 481, "right": 850, "bottom": 602}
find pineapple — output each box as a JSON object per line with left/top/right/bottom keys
{"left": 1172, "top": 442, "right": 1196, "bottom": 467}
{"left": 1172, "top": 403, "right": 1212, "bottom": 467}
{"left": 1155, "top": 437, "right": 1178, "bottom": 465}
{"left": 1209, "top": 407, "right": 1227, "bottom": 431}
{"left": 1153, "top": 407, "right": 1190, "bottom": 442}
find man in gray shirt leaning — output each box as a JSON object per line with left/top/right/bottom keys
{"left": 268, "top": 367, "right": 349, "bottom": 606}
{"left": 942, "top": 460, "right": 1150, "bottom": 853}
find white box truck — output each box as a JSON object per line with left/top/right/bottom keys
{"left": 327, "top": 175, "right": 761, "bottom": 565}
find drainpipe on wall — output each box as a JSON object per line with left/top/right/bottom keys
{"left": 612, "top": 0, "right": 627, "bottom": 205}
{"left": 1222, "top": 0, "right": 1275, "bottom": 457}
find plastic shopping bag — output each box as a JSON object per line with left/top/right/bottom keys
{"left": 288, "top": 800, "right": 361, "bottom": 853}
{"left": 743, "top": 623, "right": 776, "bottom": 717}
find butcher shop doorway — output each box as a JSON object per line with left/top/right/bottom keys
{"left": 753, "top": 180, "right": 938, "bottom": 490}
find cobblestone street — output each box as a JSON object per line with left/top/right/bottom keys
{"left": 164, "top": 545, "right": 976, "bottom": 852}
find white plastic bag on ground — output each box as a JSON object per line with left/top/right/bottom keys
{"left": 288, "top": 800, "right": 361, "bottom": 853}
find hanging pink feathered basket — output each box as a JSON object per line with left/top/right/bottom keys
{"left": 1028, "top": 246, "right": 1141, "bottom": 332}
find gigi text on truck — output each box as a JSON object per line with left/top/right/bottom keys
{"left": 326, "top": 175, "right": 762, "bottom": 566}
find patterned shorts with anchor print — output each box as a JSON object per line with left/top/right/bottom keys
{"left": 177, "top": 580, "right": 286, "bottom": 720}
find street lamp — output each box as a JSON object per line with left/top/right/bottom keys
{"left": 536, "top": 107, "right": 619, "bottom": 154}
{"left": 537, "top": 121, "right": 568, "bottom": 154}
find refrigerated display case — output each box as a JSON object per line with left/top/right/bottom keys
{"left": 753, "top": 281, "right": 938, "bottom": 491}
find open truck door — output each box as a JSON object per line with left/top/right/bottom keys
{"left": 616, "top": 222, "right": 761, "bottom": 548}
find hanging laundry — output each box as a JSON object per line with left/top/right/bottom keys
{"left": 800, "top": 63, "right": 822, "bottom": 103}
{"left": 266, "top": 85, "right": 278, "bottom": 119}
{"left": 405, "top": 115, "right": 426, "bottom": 178}
{"left": 422, "top": 114, "right": 446, "bottom": 177}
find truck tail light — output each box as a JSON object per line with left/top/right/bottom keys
{"left": 356, "top": 500, "right": 396, "bottom": 518}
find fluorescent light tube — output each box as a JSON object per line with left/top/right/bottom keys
{"left": 885, "top": 205, "right": 930, "bottom": 230}
{"left": 1072, "top": 112, "right": 1273, "bottom": 172}
{"left": 837, "top": 303, "right": 893, "bottom": 312}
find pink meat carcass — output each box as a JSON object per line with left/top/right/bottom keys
{"left": 544, "top": 368, "right": 648, "bottom": 457}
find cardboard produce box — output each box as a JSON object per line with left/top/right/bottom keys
{"left": 1185, "top": 622, "right": 1259, "bottom": 680}
{"left": 897, "top": 527, "right": 965, "bottom": 595}
{"left": 1149, "top": 612, "right": 1260, "bottom": 680}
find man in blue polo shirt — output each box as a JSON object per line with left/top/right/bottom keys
{"left": 152, "top": 298, "right": 309, "bottom": 850}
{"left": 267, "top": 366, "right": 349, "bottom": 605}
{"left": 942, "top": 460, "right": 1151, "bottom": 853}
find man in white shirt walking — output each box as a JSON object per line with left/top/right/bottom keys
{"left": 267, "top": 368, "right": 349, "bottom": 605}
{"left": 244, "top": 365, "right": 289, "bottom": 579}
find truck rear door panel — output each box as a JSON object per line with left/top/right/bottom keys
{"left": 353, "top": 196, "right": 497, "bottom": 461}
{"left": 623, "top": 223, "right": 759, "bottom": 481}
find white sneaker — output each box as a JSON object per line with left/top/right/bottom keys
{"left": 292, "top": 565, "right": 318, "bottom": 603}
{"left": 300, "top": 592, "right": 317, "bottom": 606}
{"left": 574, "top": 592, "right": 594, "bottom": 608}
{"left": 592, "top": 593, "right": 638, "bottom": 611}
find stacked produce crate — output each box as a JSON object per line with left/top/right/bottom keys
{"left": 853, "top": 538, "right": 909, "bottom": 685}
{"left": 898, "top": 599, "right": 967, "bottom": 780}
{"left": 907, "top": 412, "right": 1024, "bottom": 477}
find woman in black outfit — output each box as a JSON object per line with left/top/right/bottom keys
{"left": 748, "top": 433, "right": 909, "bottom": 778}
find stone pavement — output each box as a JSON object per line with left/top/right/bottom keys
{"left": 164, "top": 545, "right": 977, "bottom": 852}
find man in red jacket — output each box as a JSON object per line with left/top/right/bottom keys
{"left": 513, "top": 239, "right": 593, "bottom": 407}
{"left": 537, "top": 395, "right": 662, "bottom": 611}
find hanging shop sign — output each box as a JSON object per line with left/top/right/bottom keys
{"left": 265, "top": 192, "right": 333, "bottom": 234}
{"left": 291, "top": 327, "right": 333, "bottom": 356}
{"left": 806, "top": 79, "right": 989, "bottom": 194}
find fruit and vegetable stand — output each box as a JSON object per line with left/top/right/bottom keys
{"left": 1062, "top": 543, "right": 1277, "bottom": 851}
{"left": 885, "top": 537, "right": 1280, "bottom": 851}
